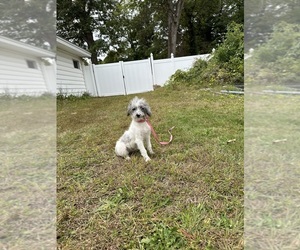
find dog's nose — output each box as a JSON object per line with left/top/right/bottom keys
{"left": 136, "top": 114, "right": 141, "bottom": 118}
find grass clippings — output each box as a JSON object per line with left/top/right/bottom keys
{"left": 57, "top": 85, "right": 244, "bottom": 249}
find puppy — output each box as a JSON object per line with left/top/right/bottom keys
{"left": 115, "top": 97, "right": 154, "bottom": 162}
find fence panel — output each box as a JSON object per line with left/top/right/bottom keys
{"left": 83, "top": 64, "right": 97, "bottom": 96}
{"left": 152, "top": 54, "right": 210, "bottom": 86}
{"left": 93, "top": 62, "right": 125, "bottom": 97}
{"left": 173, "top": 54, "right": 211, "bottom": 73}
{"left": 152, "top": 58, "right": 174, "bottom": 86}
{"left": 90, "top": 53, "right": 211, "bottom": 96}
{"left": 122, "top": 59, "right": 153, "bottom": 95}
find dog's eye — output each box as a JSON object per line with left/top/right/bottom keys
{"left": 132, "top": 107, "right": 137, "bottom": 111}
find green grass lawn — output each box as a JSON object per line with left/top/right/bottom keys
{"left": 57, "top": 85, "right": 244, "bottom": 249}
{"left": 245, "top": 90, "right": 300, "bottom": 249}
{"left": 0, "top": 96, "right": 56, "bottom": 249}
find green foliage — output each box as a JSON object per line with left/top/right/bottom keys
{"left": 169, "top": 59, "right": 208, "bottom": 85}
{"left": 57, "top": 0, "right": 117, "bottom": 63}
{"left": 246, "top": 22, "right": 300, "bottom": 85}
{"left": 169, "top": 22, "right": 244, "bottom": 86}
{"left": 245, "top": 0, "right": 300, "bottom": 50}
{"left": 56, "top": 92, "right": 91, "bottom": 101}
{"left": 57, "top": 0, "right": 243, "bottom": 62}
{"left": 208, "top": 22, "right": 244, "bottom": 83}
{"left": 0, "top": 0, "right": 56, "bottom": 49}
{"left": 104, "top": 0, "right": 169, "bottom": 62}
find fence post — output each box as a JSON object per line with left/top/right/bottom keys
{"left": 171, "top": 53, "right": 175, "bottom": 71}
{"left": 150, "top": 53, "right": 156, "bottom": 87}
{"left": 92, "top": 64, "right": 101, "bottom": 96}
{"left": 119, "top": 61, "right": 127, "bottom": 95}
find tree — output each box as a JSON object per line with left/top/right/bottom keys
{"left": 167, "top": 0, "right": 185, "bottom": 57}
{"left": 104, "top": 0, "right": 169, "bottom": 62}
{"left": 107, "top": 0, "right": 167, "bottom": 61}
{"left": 0, "top": 0, "right": 56, "bottom": 50}
{"left": 57, "top": 0, "right": 117, "bottom": 64}
{"left": 56, "top": 0, "right": 243, "bottom": 63}
{"left": 245, "top": 0, "right": 300, "bottom": 51}
{"left": 178, "top": 0, "right": 243, "bottom": 56}
{"left": 179, "top": 0, "right": 221, "bottom": 55}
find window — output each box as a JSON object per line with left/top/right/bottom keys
{"left": 73, "top": 59, "right": 80, "bottom": 69}
{"left": 26, "top": 60, "right": 38, "bottom": 69}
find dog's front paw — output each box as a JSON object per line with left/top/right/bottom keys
{"left": 144, "top": 156, "right": 151, "bottom": 162}
{"left": 148, "top": 150, "right": 154, "bottom": 155}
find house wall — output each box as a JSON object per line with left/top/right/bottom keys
{"left": 57, "top": 48, "right": 87, "bottom": 95}
{"left": 0, "top": 48, "right": 50, "bottom": 95}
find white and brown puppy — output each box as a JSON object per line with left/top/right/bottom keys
{"left": 115, "top": 97, "right": 154, "bottom": 162}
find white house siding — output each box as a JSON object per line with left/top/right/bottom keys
{"left": 56, "top": 49, "right": 87, "bottom": 95}
{"left": 0, "top": 48, "right": 48, "bottom": 95}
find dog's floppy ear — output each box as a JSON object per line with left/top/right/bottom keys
{"left": 142, "top": 102, "right": 151, "bottom": 117}
{"left": 145, "top": 105, "right": 151, "bottom": 117}
{"left": 127, "top": 97, "right": 136, "bottom": 116}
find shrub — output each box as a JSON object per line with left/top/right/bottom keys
{"left": 247, "top": 22, "right": 300, "bottom": 85}
{"left": 168, "top": 22, "right": 244, "bottom": 87}
{"left": 202, "top": 22, "right": 244, "bottom": 85}
{"left": 168, "top": 59, "right": 208, "bottom": 86}
{"left": 56, "top": 91, "right": 91, "bottom": 101}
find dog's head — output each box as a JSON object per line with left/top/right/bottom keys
{"left": 127, "top": 96, "right": 151, "bottom": 122}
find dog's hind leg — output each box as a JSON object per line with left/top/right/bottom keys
{"left": 115, "top": 141, "right": 130, "bottom": 160}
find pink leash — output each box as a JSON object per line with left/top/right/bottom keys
{"left": 145, "top": 118, "right": 175, "bottom": 145}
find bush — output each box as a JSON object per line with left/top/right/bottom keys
{"left": 56, "top": 91, "right": 91, "bottom": 101}
{"left": 246, "top": 22, "right": 300, "bottom": 85}
{"left": 169, "top": 59, "right": 208, "bottom": 85}
{"left": 168, "top": 22, "right": 244, "bottom": 87}
{"left": 202, "top": 22, "right": 244, "bottom": 85}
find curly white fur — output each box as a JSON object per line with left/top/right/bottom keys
{"left": 115, "top": 97, "right": 154, "bottom": 162}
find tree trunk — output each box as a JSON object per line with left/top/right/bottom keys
{"left": 186, "top": 10, "right": 196, "bottom": 55}
{"left": 167, "top": 0, "right": 185, "bottom": 58}
{"left": 84, "top": 30, "right": 98, "bottom": 64}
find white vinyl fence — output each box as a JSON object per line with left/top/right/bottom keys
{"left": 152, "top": 54, "right": 210, "bottom": 87}
{"left": 88, "top": 53, "right": 210, "bottom": 97}
{"left": 77, "top": 54, "right": 210, "bottom": 96}
{"left": 93, "top": 58, "right": 154, "bottom": 97}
